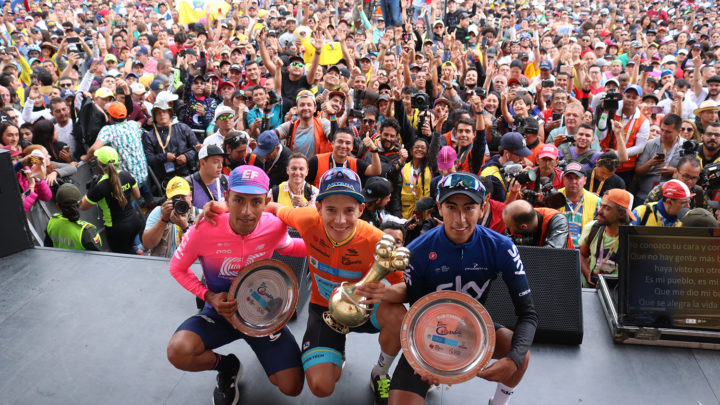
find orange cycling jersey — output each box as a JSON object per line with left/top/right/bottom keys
{"left": 276, "top": 206, "right": 403, "bottom": 307}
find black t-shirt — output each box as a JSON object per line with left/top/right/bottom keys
{"left": 281, "top": 70, "right": 311, "bottom": 108}
{"left": 86, "top": 171, "right": 137, "bottom": 227}
{"left": 307, "top": 154, "right": 370, "bottom": 185}
{"left": 584, "top": 169, "right": 626, "bottom": 197}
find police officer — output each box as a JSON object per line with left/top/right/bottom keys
{"left": 45, "top": 183, "right": 103, "bottom": 251}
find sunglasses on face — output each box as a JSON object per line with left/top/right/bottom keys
{"left": 290, "top": 62, "right": 304, "bottom": 68}
{"left": 217, "top": 113, "right": 234, "bottom": 121}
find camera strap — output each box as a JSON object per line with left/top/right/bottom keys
{"left": 154, "top": 124, "right": 173, "bottom": 153}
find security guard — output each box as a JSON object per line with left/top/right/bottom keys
{"left": 45, "top": 183, "right": 103, "bottom": 251}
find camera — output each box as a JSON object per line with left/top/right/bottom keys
{"left": 602, "top": 89, "right": 622, "bottom": 111}
{"left": 411, "top": 91, "right": 431, "bottom": 111}
{"left": 565, "top": 135, "right": 576, "bottom": 144}
{"left": 349, "top": 89, "right": 366, "bottom": 118}
{"left": 503, "top": 163, "right": 536, "bottom": 185}
{"left": 680, "top": 139, "right": 698, "bottom": 157}
{"left": 542, "top": 80, "right": 555, "bottom": 88}
{"left": 517, "top": 117, "right": 539, "bottom": 136}
{"left": 172, "top": 197, "right": 190, "bottom": 215}
{"left": 520, "top": 177, "right": 566, "bottom": 209}
{"left": 639, "top": 64, "right": 654, "bottom": 73}
{"left": 552, "top": 112, "right": 562, "bottom": 121}
{"left": 698, "top": 162, "right": 720, "bottom": 190}
{"left": 267, "top": 89, "right": 281, "bottom": 106}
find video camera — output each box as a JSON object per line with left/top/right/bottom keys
{"left": 349, "top": 89, "right": 366, "bottom": 118}
{"left": 601, "top": 89, "right": 622, "bottom": 112}
{"left": 698, "top": 161, "right": 720, "bottom": 191}
{"left": 516, "top": 117, "right": 539, "bottom": 136}
{"left": 520, "top": 177, "right": 566, "bottom": 209}
{"left": 502, "top": 163, "right": 536, "bottom": 186}
{"left": 411, "top": 91, "right": 432, "bottom": 131}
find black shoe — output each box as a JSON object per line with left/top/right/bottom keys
{"left": 370, "top": 373, "right": 391, "bottom": 405}
{"left": 213, "top": 361, "right": 242, "bottom": 405}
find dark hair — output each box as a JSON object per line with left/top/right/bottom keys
{"left": 363, "top": 105, "right": 379, "bottom": 118}
{"left": 454, "top": 117, "right": 475, "bottom": 131}
{"left": 677, "top": 155, "right": 701, "bottom": 171}
{"left": 100, "top": 161, "right": 129, "bottom": 209}
{"left": 401, "top": 86, "right": 418, "bottom": 95}
{"left": 49, "top": 97, "right": 66, "bottom": 109}
{"left": 379, "top": 221, "right": 406, "bottom": 241}
{"left": 31, "top": 119, "right": 58, "bottom": 159}
{"left": 662, "top": 113, "right": 682, "bottom": 130}
{"left": 674, "top": 78, "right": 690, "bottom": 88}
{"left": 60, "top": 203, "right": 81, "bottom": 222}
{"left": 449, "top": 108, "right": 471, "bottom": 126}
{"left": 334, "top": 127, "right": 355, "bottom": 141}
{"left": 706, "top": 122, "right": 720, "bottom": 131}
{"left": 578, "top": 123, "right": 595, "bottom": 132}
{"left": 0, "top": 121, "right": 19, "bottom": 146}
{"left": 379, "top": 117, "right": 401, "bottom": 134}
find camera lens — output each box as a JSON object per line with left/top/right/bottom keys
{"left": 172, "top": 198, "right": 190, "bottom": 215}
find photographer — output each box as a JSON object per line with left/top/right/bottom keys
{"left": 549, "top": 101, "right": 600, "bottom": 151}
{"left": 503, "top": 199, "right": 574, "bottom": 249}
{"left": 632, "top": 180, "right": 691, "bottom": 227}
{"left": 246, "top": 87, "right": 283, "bottom": 138}
{"left": 142, "top": 177, "right": 199, "bottom": 258}
{"left": 523, "top": 144, "right": 564, "bottom": 194}
{"left": 597, "top": 85, "right": 650, "bottom": 186}
{"left": 481, "top": 132, "right": 532, "bottom": 197}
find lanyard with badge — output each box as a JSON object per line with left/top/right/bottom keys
{"left": 155, "top": 124, "right": 175, "bottom": 173}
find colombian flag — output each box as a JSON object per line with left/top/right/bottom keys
{"left": 177, "top": 0, "right": 230, "bottom": 25}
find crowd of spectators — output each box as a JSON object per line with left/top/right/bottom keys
{"left": 4, "top": 0, "right": 720, "bottom": 286}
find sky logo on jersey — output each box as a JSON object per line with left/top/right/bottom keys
{"left": 219, "top": 257, "right": 245, "bottom": 278}
{"left": 507, "top": 245, "right": 525, "bottom": 275}
{"left": 436, "top": 276, "right": 491, "bottom": 300}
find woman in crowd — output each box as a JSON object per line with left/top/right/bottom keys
{"left": 680, "top": 119, "right": 700, "bottom": 142}
{"left": 80, "top": 146, "right": 143, "bottom": 254}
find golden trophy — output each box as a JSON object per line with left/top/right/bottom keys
{"left": 323, "top": 234, "right": 410, "bottom": 334}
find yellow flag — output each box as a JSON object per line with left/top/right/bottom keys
{"left": 301, "top": 39, "right": 344, "bottom": 66}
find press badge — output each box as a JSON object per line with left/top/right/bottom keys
{"left": 164, "top": 161, "right": 175, "bottom": 173}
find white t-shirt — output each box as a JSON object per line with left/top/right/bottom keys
{"left": 55, "top": 121, "right": 75, "bottom": 155}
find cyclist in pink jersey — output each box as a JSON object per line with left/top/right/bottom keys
{"left": 166, "top": 166, "right": 307, "bottom": 405}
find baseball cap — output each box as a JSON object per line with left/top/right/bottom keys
{"left": 60, "top": 89, "right": 75, "bottom": 100}
{"left": 130, "top": 82, "right": 146, "bottom": 94}
{"left": 198, "top": 144, "right": 227, "bottom": 160}
{"left": 539, "top": 60, "right": 552, "bottom": 70}
{"left": 501, "top": 132, "right": 532, "bottom": 157}
{"left": 95, "top": 146, "right": 119, "bottom": 166}
{"left": 136, "top": 46, "right": 149, "bottom": 55}
{"left": 149, "top": 79, "right": 166, "bottom": 91}
{"left": 296, "top": 89, "right": 315, "bottom": 103}
{"left": 253, "top": 130, "right": 280, "bottom": 157}
{"left": 105, "top": 69, "right": 122, "bottom": 78}
{"left": 437, "top": 146, "right": 457, "bottom": 170}
{"left": 229, "top": 165, "right": 270, "bottom": 195}
{"left": 317, "top": 168, "right": 364, "bottom": 203}
{"left": 624, "top": 84, "right": 643, "bottom": 97}
{"left": 538, "top": 144, "right": 559, "bottom": 160}
{"left": 56, "top": 183, "right": 82, "bottom": 206}
{"left": 604, "top": 189, "right": 637, "bottom": 221}
{"left": 107, "top": 103, "right": 127, "bottom": 119}
{"left": 218, "top": 80, "right": 236, "bottom": 90}
{"left": 166, "top": 177, "right": 191, "bottom": 198}
{"left": 94, "top": 87, "right": 115, "bottom": 99}
{"left": 362, "top": 176, "right": 393, "bottom": 203}
{"left": 679, "top": 208, "right": 719, "bottom": 228}
{"left": 104, "top": 54, "right": 118, "bottom": 63}
{"left": 214, "top": 105, "right": 235, "bottom": 121}
{"left": 662, "top": 179, "right": 694, "bottom": 199}
{"left": 437, "top": 172, "right": 486, "bottom": 204}
{"left": 564, "top": 162, "right": 586, "bottom": 177}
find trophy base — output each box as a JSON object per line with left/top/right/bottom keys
{"left": 323, "top": 311, "right": 350, "bottom": 334}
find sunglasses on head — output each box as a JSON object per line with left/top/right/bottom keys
{"left": 439, "top": 173, "right": 485, "bottom": 198}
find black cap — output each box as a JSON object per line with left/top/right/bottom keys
{"left": 288, "top": 54, "right": 304, "bottom": 64}
{"left": 363, "top": 176, "right": 393, "bottom": 202}
{"left": 437, "top": 173, "right": 486, "bottom": 204}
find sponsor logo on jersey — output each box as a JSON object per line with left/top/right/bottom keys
{"left": 219, "top": 257, "right": 245, "bottom": 278}
{"left": 519, "top": 288, "right": 531, "bottom": 297}
{"left": 269, "top": 332, "right": 282, "bottom": 342}
{"left": 507, "top": 245, "right": 526, "bottom": 275}
{"left": 216, "top": 249, "right": 233, "bottom": 254}
{"left": 341, "top": 256, "right": 362, "bottom": 266}
{"left": 436, "top": 275, "right": 491, "bottom": 300}
{"left": 429, "top": 252, "right": 437, "bottom": 260}
{"left": 309, "top": 244, "right": 331, "bottom": 257}
{"left": 464, "top": 262, "right": 487, "bottom": 271}
{"left": 434, "top": 265, "right": 450, "bottom": 273}
{"left": 346, "top": 248, "right": 359, "bottom": 257}
{"left": 404, "top": 265, "right": 414, "bottom": 286}
{"left": 255, "top": 244, "right": 265, "bottom": 251}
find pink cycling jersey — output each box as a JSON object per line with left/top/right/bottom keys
{"left": 169, "top": 212, "right": 307, "bottom": 299}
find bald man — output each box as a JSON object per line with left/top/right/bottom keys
{"left": 502, "top": 200, "right": 573, "bottom": 248}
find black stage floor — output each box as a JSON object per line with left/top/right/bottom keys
{"left": 1, "top": 248, "right": 719, "bottom": 405}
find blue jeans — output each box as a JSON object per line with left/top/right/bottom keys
{"left": 380, "top": 0, "right": 402, "bottom": 27}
